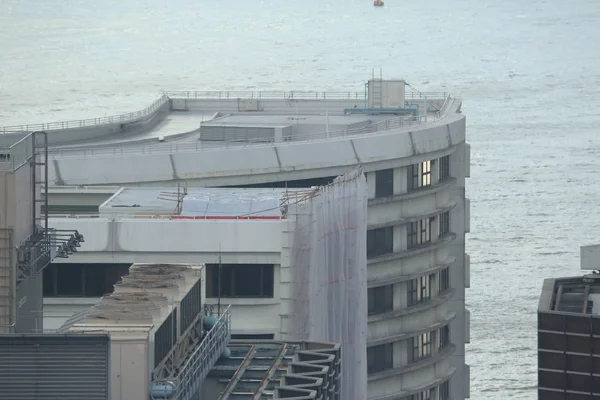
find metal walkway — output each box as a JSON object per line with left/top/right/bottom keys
{"left": 210, "top": 343, "right": 296, "bottom": 399}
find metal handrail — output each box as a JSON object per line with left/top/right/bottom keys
{"left": 164, "top": 90, "right": 365, "bottom": 100}
{"left": 165, "top": 90, "right": 448, "bottom": 100}
{"left": 46, "top": 111, "right": 448, "bottom": 159}
{"left": 0, "top": 95, "right": 170, "bottom": 134}
{"left": 152, "top": 305, "right": 231, "bottom": 400}
{"left": 1, "top": 90, "right": 449, "bottom": 134}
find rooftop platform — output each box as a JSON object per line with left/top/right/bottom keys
{"left": 99, "top": 187, "right": 309, "bottom": 219}
{"left": 203, "top": 340, "right": 341, "bottom": 399}
{"left": 0, "top": 84, "right": 465, "bottom": 187}
{"left": 53, "top": 113, "right": 211, "bottom": 149}
{"left": 539, "top": 274, "right": 600, "bottom": 314}
{"left": 0, "top": 86, "right": 455, "bottom": 154}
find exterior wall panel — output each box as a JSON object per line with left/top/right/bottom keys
{"left": 0, "top": 334, "right": 109, "bottom": 400}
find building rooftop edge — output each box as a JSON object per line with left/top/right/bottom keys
{"left": 539, "top": 274, "right": 600, "bottom": 315}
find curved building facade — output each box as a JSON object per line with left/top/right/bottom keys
{"left": 3, "top": 81, "right": 470, "bottom": 399}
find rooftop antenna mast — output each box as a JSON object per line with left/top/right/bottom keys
{"left": 157, "top": 181, "right": 188, "bottom": 216}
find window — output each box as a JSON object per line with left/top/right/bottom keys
{"left": 407, "top": 218, "right": 433, "bottom": 249}
{"left": 439, "top": 155, "right": 450, "bottom": 181}
{"left": 439, "top": 211, "right": 450, "bottom": 237}
{"left": 407, "top": 160, "right": 431, "bottom": 191}
{"left": 206, "top": 264, "right": 274, "bottom": 298}
{"left": 439, "top": 267, "right": 450, "bottom": 292}
{"left": 367, "top": 227, "right": 394, "bottom": 258}
{"left": 43, "top": 263, "right": 131, "bottom": 297}
{"left": 224, "top": 176, "right": 337, "bottom": 189}
{"left": 407, "top": 275, "right": 433, "bottom": 306}
{"left": 410, "top": 389, "right": 434, "bottom": 400}
{"left": 367, "top": 343, "right": 393, "bottom": 374}
{"left": 231, "top": 333, "right": 274, "bottom": 340}
{"left": 438, "top": 381, "right": 450, "bottom": 400}
{"left": 439, "top": 325, "right": 450, "bottom": 350}
{"left": 375, "top": 169, "right": 394, "bottom": 198}
{"left": 412, "top": 332, "right": 432, "bottom": 362}
{"left": 368, "top": 285, "right": 393, "bottom": 315}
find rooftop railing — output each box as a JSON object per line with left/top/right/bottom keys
{"left": 0, "top": 94, "right": 170, "bottom": 134}
{"left": 1, "top": 90, "right": 448, "bottom": 134}
{"left": 46, "top": 98, "right": 454, "bottom": 159}
{"left": 0, "top": 133, "right": 34, "bottom": 171}
{"left": 150, "top": 305, "right": 231, "bottom": 400}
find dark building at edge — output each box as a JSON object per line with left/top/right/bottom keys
{"left": 538, "top": 274, "right": 600, "bottom": 399}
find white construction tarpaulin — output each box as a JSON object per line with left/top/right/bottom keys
{"left": 288, "top": 167, "right": 368, "bottom": 399}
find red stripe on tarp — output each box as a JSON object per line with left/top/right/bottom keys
{"left": 170, "top": 215, "right": 286, "bottom": 220}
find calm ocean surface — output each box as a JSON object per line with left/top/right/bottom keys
{"left": 2, "top": 0, "right": 600, "bottom": 397}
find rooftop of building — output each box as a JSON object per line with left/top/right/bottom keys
{"left": 538, "top": 273, "right": 600, "bottom": 315}
{"left": 0, "top": 81, "right": 459, "bottom": 158}
{"left": 98, "top": 186, "right": 313, "bottom": 219}
{"left": 54, "top": 261, "right": 341, "bottom": 399}
{"left": 62, "top": 263, "right": 203, "bottom": 334}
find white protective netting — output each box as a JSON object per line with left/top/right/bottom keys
{"left": 288, "top": 167, "right": 368, "bottom": 399}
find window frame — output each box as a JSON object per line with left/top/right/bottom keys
{"left": 439, "top": 325, "right": 450, "bottom": 351}
{"left": 412, "top": 331, "right": 432, "bottom": 362}
{"left": 438, "top": 381, "right": 450, "bottom": 400}
{"left": 206, "top": 264, "right": 275, "bottom": 298}
{"left": 375, "top": 168, "right": 394, "bottom": 198}
{"left": 407, "top": 274, "right": 434, "bottom": 306}
{"left": 439, "top": 211, "right": 450, "bottom": 238}
{"left": 368, "top": 284, "right": 394, "bottom": 315}
{"left": 407, "top": 218, "right": 433, "bottom": 249}
{"left": 438, "top": 155, "right": 450, "bottom": 181}
{"left": 411, "top": 388, "right": 434, "bottom": 400}
{"left": 43, "top": 263, "right": 131, "bottom": 297}
{"left": 367, "top": 343, "right": 393, "bottom": 374}
{"left": 367, "top": 227, "right": 394, "bottom": 258}
{"left": 439, "top": 267, "right": 450, "bottom": 292}
{"left": 407, "top": 160, "right": 432, "bottom": 191}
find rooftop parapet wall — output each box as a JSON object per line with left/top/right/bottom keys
{"left": 0, "top": 95, "right": 171, "bottom": 146}
{"left": 0, "top": 90, "right": 450, "bottom": 146}
{"left": 45, "top": 104, "right": 465, "bottom": 187}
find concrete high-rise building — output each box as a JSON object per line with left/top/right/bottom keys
{"left": 2, "top": 78, "right": 471, "bottom": 399}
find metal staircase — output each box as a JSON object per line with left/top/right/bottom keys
{"left": 151, "top": 305, "right": 232, "bottom": 400}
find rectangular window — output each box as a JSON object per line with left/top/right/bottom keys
{"left": 407, "top": 160, "right": 432, "bottom": 191}
{"left": 375, "top": 168, "right": 394, "bottom": 198}
{"left": 407, "top": 218, "right": 433, "bottom": 249}
{"left": 43, "top": 263, "right": 131, "bottom": 297}
{"left": 412, "top": 332, "right": 432, "bottom": 362}
{"left": 439, "top": 211, "right": 450, "bottom": 237}
{"left": 367, "top": 227, "right": 394, "bottom": 258}
{"left": 439, "top": 267, "right": 450, "bottom": 292}
{"left": 439, "top": 155, "right": 450, "bottom": 181}
{"left": 439, "top": 325, "right": 450, "bottom": 350}
{"left": 56, "top": 265, "right": 84, "bottom": 296}
{"left": 411, "top": 388, "right": 434, "bottom": 400}
{"left": 407, "top": 274, "right": 434, "bottom": 306}
{"left": 367, "top": 343, "right": 393, "bottom": 374}
{"left": 368, "top": 285, "right": 393, "bottom": 315}
{"left": 206, "top": 264, "right": 274, "bottom": 298}
{"left": 231, "top": 333, "right": 275, "bottom": 340}
{"left": 438, "top": 381, "right": 450, "bottom": 400}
